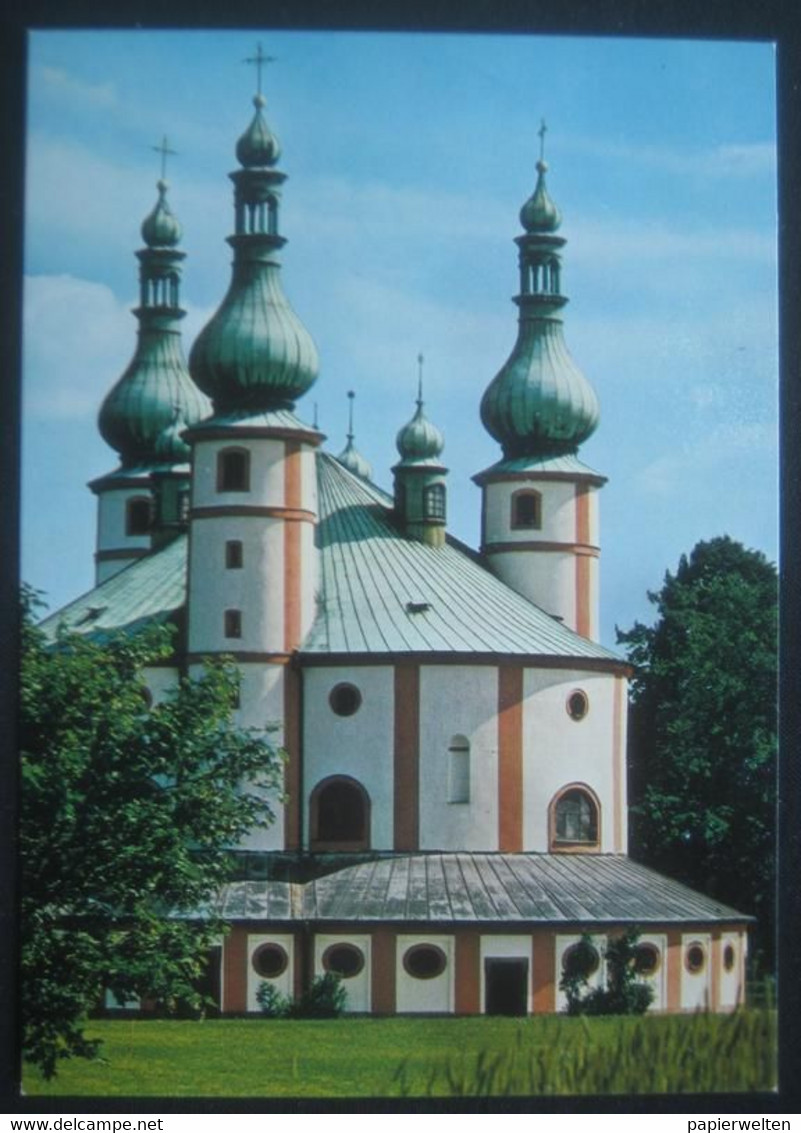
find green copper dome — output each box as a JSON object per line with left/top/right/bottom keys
{"left": 141, "top": 180, "right": 182, "bottom": 247}
{"left": 480, "top": 142, "right": 599, "bottom": 459}
{"left": 189, "top": 84, "right": 319, "bottom": 414}
{"left": 395, "top": 386, "right": 444, "bottom": 465}
{"left": 98, "top": 179, "right": 211, "bottom": 467}
{"left": 337, "top": 391, "right": 372, "bottom": 479}
{"left": 236, "top": 94, "right": 281, "bottom": 167}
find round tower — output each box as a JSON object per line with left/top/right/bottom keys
{"left": 393, "top": 356, "right": 448, "bottom": 548}
{"left": 184, "top": 55, "right": 323, "bottom": 852}
{"left": 90, "top": 149, "right": 210, "bottom": 583}
{"left": 473, "top": 124, "right": 606, "bottom": 640}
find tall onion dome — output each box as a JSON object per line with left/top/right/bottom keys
{"left": 188, "top": 79, "right": 319, "bottom": 415}
{"left": 480, "top": 128, "right": 599, "bottom": 459}
{"left": 337, "top": 390, "right": 373, "bottom": 480}
{"left": 97, "top": 171, "right": 210, "bottom": 468}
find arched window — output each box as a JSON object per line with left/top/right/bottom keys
{"left": 217, "top": 448, "right": 250, "bottom": 493}
{"left": 549, "top": 785, "right": 600, "bottom": 851}
{"left": 448, "top": 735, "right": 470, "bottom": 803}
{"left": 126, "top": 496, "right": 151, "bottom": 536}
{"left": 310, "top": 776, "right": 370, "bottom": 851}
{"left": 511, "top": 489, "right": 542, "bottom": 530}
{"left": 423, "top": 483, "right": 446, "bottom": 521}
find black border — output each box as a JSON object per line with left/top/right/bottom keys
{"left": 2, "top": 0, "right": 799, "bottom": 1116}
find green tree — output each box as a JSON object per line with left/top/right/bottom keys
{"left": 20, "top": 587, "right": 284, "bottom": 1078}
{"left": 559, "top": 930, "right": 654, "bottom": 1016}
{"left": 618, "top": 538, "right": 777, "bottom": 970}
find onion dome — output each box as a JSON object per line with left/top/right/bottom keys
{"left": 98, "top": 172, "right": 211, "bottom": 468}
{"left": 154, "top": 405, "right": 191, "bottom": 463}
{"left": 396, "top": 396, "right": 444, "bottom": 464}
{"left": 480, "top": 125, "right": 599, "bottom": 460}
{"left": 189, "top": 72, "right": 319, "bottom": 416}
{"left": 337, "top": 391, "right": 373, "bottom": 480}
{"left": 520, "top": 160, "right": 562, "bottom": 233}
{"left": 141, "top": 179, "right": 182, "bottom": 247}
{"left": 236, "top": 94, "right": 281, "bottom": 167}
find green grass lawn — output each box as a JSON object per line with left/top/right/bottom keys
{"left": 23, "top": 1011, "right": 776, "bottom": 1099}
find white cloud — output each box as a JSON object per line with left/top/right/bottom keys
{"left": 37, "top": 64, "right": 118, "bottom": 108}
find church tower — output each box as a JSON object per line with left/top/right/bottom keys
{"left": 185, "top": 51, "right": 322, "bottom": 848}
{"left": 90, "top": 147, "right": 210, "bottom": 583}
{"left": 474, "top": 125, "right": 605, "bottom": 640}
{"left": 393, "top": 357, "right": 447, "bottom": 548}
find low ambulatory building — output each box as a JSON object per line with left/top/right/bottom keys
{"left": 45, "top": 67, "right": 750, "bottom": 1016}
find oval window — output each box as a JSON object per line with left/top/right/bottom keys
{"left": 567, "top": 690, "right": 589, "bottom": 721}
{"left": 252, "top": 943, "right": 288, "bottom": 979}
{"left": 561, "top": 942, "right": 600, "bottom": 979}
{"left": 685, "top": 943, "right": 706, "bottom": 974}
{"left": 723, "top": 943, "right": 736, "bottom": 972}
{"left": 403, "top": 944, "right": 447, "bottom": 980}
{"left": 329, "top": 683, "right": 362, "bottom": 717}
{"left": 633, "top": 943, "right": 660, "bottom": 976}
{"left": 322, "top": 943, "right": 364, "bottom": 979}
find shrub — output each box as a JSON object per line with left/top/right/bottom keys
{"left": 560, "top": 929, "right": 654, "bottom": 1016}
{"left": 256, "top": 981, "right": 289, "bottom": 1017}
{"left": 256, "top": 973, "right": 347, "bottom": 1019}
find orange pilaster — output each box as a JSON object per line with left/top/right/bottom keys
{"left": 498, "top": 666, "right": 523, "bottom": 851}
{"left": 455, "top": 931, "right": 481, "bottom": 1014}
{"left": 531, "top": 929, "right": 556, "bottom": 1014}
{"left": 394, "top": 663, "right": 420, "bottom": 850}
{"left": 223, "top": 926, "right": 248, "bottom": 1013}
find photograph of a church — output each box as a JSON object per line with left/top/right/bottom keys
{"left": 38, "top": 48, "right": 753, "bottom": 1019}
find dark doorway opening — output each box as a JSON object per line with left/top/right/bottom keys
{"left": 484, "top": 957, "right": 529, "bottom": 1016}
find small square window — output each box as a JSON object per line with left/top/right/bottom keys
{"left": 226, "top": 540, "right": 243, "bottom": 569}
{"left": 217, "top": 449, "right": 250, "bottom": 492}
{"left": 224, "top": 609, "right": 242, "bottom": 638}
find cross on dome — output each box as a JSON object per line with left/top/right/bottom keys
{"left": 244, "top": 42, "right": 276, "bottom": 97}
{"left": 538, "top": 118, "right": 547, "bottom": 163}
{"left": 152, "top": 135, "right": 178, "bottom": 182}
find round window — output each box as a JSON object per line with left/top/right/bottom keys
{"left": 329, "top": 683, "right": 362, "bottom": 717}
{"left": 685, "top": 943, "right": 706, "bottom": 974}
{"left": 633, "top": 943, "right": 660, "bottom": 976}
{"left": 723, "top": 944, "right": 736, "bottom": 972}
{"left": 403, "top": 944, "right": 447, "bottom": 980}
{"left": 252, "top": 943, "right": 288, "bottom": 979}
{"left": 562, "top": 941, "right": 600, "bottom": 979}
{"left": 567, "top": 690, "right": 589, "bottom": 721}
{"left": 322, "top": 943, "right": 364, "bottom": 979}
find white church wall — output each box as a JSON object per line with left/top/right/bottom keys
{"left": 191, "top": 437, "right": 286, "bottom": 508}
{"left": 314, "top": 934, "right": 371, "bottom": 1012}
{"left": 303, "top": 665, "right": 395, "bottom": 851}
{"left": 521, "top": 668, "right": 618, "bottom": 852}
{"left": 719, "top": 931, "right": 746, "bottom": 1010}
{"left": 418, "top": 665, "right": 498, "bottom": 850}
{"left": 246, "top": 933, "right": 294, "bottom": 1012}
{"left": 681, "top": 932, "right": 712, "bottom": 1010}
{"left": 141, "top": 665, "right": 179, "bottom": 706}
{"left": 635, "top": 932, "right": 667, "bottom": 1011}
{"left": 395, "top": 934, "right": 454, "bottom": 1013}
{"left": 495, "top": 548, "right": 576, "bottom": 627}
{"left": 483, "top": 479, "right": 576, "bottom": 545}
{"left": 188, "top": 514, "right": 286, "bottom": 653}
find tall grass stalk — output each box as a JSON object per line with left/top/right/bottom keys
{"left": 394, "top": 1010, "right": 776, "bottom": 1097}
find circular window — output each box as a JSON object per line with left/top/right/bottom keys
{"left": 567, "top": 690, "right": 589, "bottom": 721}
{"left": 252, "top": 943, "right": 288, "bottom": 979}
{"left": 403, "top": 944, "right": 447, "bottom": 980}
{"left": 723, "top": 944, "right": 736, "bottom": 972}
{"left": 562, "top": 942, "right": 600, "bottom": 979}
{"left": 633, "top": 943, "right": 660, "bottom": 976}
{"left": 322, "top": 943, "right": 365, "bottom": 979}
{"left": 685, "top": 943, "right": 706, "bottom": 974}
{"left": 329, "top": 683, "right": 362, "bottom": 717}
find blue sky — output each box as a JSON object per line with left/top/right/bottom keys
{"left": 22, "top": 29, "right": 778, "bottom": 647}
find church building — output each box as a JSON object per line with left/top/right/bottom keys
{"left": 41, "top": 64, "right": 750, "bottom": 1017}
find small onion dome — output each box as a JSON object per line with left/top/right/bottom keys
{"left": 154, "top": 406, "right": 191, "bottom": 463}
{"left": 236, "top": 94, "right": 281, "bottom": 168}
{"left": 141, "top": 180, "right": 182, "bottom": 247}
{"left": 480, "top": 322, "right": 599, "bottom": 458}
{"left": 520, "top": 160, "right": 562, "bottom": 233}
{"left": 337, "top": 436, "right": 372, "bottom": 481}
{"left": 396, "top": 399, "right": 444, "bottom": 463}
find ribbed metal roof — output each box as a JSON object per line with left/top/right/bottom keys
{"left": 212, "top": 854, "right": 747, "bottom": 925}
{"left": 304, "top": 454, "right": 619, "bottom": 661}
{"left": 39, "top": 533, "right": 187, "bottom": 643}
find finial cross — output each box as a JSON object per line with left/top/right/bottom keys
{"left": 538, "top": 119, "right": 548, "bottom": 163}
{"left": 153, "top": 135, "right": 177, "bottom": 180}
{"left": 417, "top": 353, "right": 425, "bottom": 405}
{"left": 347, "top": 390, "right": 356, "bottom": 438}
{"left": 244, "top": 42, "right": 276, "bottom": 96}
